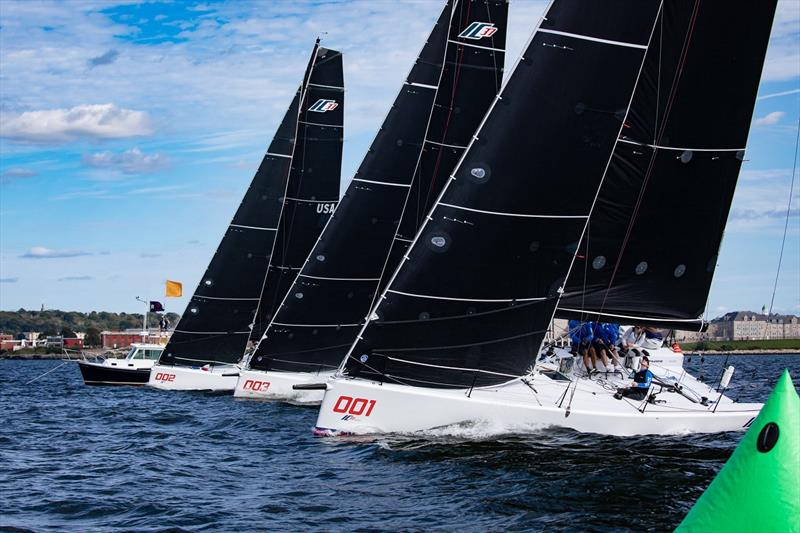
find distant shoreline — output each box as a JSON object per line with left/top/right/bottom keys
{"left": 4, "top": 349, "right": 799, "bottom": 361}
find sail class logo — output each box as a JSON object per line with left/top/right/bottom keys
{"left": 458, "top": 22, "right": 498, "bottom": 40}
{"left": 309, "top": 99, "right": 339, "bottom": 112}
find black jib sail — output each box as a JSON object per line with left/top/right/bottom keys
{"left": 248, "top": 0, "right": 508, "bottom": 374}
{"left": 555, "top": 0, "right": 778, "bottom": 332}
{"left": 159, "top": 42, "right": 344, "bottom": 367}
{"left": 342, "top": 0, "right": 663, "bottom": 389}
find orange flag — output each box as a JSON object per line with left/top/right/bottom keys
{"left": 165, "top": 280, "right": 183, "bottom": 297}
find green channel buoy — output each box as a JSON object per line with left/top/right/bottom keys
{"left": 676, "top": 369, "right": 799, "bottom": 533}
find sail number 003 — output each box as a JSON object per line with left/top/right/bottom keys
{"left": 333, "top": 396, "right": 376, "bottom": 417}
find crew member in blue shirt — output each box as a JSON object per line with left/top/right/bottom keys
{"left": 578, "top": 321, "right": 597, "bottom": 373}
{"left": 614, "top": 356, "right": 653, "bottom": 400}
{"left": 589, "top": 322, "right": 621, "bottom": 371}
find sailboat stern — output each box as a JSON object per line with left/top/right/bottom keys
{"left": 233, "top": 369, "right": 330, "bottom": 404}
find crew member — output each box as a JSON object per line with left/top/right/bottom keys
{"left": 614, "top": 356, "right": 653, "bottom": 400}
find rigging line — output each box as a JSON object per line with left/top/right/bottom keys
{"left": 768, "top": 117, "right": 800, "bottom": 315}
{"left": 578, "top": 220, "right": 590, "bottom": 322}
{"left": 25, "top": 361, "right": 68, "bottom": 385}
{"left": 594, "top": 0, "right": 701, "bottom": 324}
{"left": 378, "top": 354, "right": 525, "bottom": 379}
{"left": 654, "top": 8, "right": 663, "bottom": 146}
{"left": 258, "top": 341, "right": 355, "bottom": 359}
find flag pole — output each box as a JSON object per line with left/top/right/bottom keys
{"left": 135, "top": 296, "right": 148, "bottom": 343}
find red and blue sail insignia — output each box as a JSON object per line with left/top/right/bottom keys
{"left": 308, "top": 99, "right": 339, "bottom": 112}
{"left": 458, "top": 22, "right": 498, "bottom": 40}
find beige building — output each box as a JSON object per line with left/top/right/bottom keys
{"left": 713, "top": 311, "right": 800, "bottom": 341}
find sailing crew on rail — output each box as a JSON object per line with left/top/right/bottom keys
{"left": 576, "top": 322, "right": 597, "bottom": 373}
{"left": 590, "top": 322, "right": 621, "bottom": 372}
{"left": 601, "top": 323, "right": 622, "bottom": 371}
{"left": 614, "top": 356, "right": 654, "bottom": 400}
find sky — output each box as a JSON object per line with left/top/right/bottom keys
{"left": 0, "top": 0, "right": 798, "bottom": 320}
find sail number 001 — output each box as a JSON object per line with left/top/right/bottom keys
{"left": 333, "top": 396, "right": 376, "bottom": 417}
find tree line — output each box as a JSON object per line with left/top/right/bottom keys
{"left": 0, "top": 309, "right": 181, "bottom": 345}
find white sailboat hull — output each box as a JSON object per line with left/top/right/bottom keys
{"left": 233, "top": 369, "right": 329, "bottom": 404}
{"left": 314, "top": 350, "right": 762, "bottom": 437}
{"left": 147, "top": 363, "right": 239, "bottom": 391}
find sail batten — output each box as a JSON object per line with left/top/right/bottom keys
{"left": 249, "top": 0, "right": 509, "bottom": 374}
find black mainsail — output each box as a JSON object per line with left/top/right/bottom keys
{"left": 248, "top": 0, "right": 508, "bottom": 374}
{"left": 342, "top": 0, "right": 663, "bottom": 388}
{"left": 554, "top": 0, "right": 778, "bottom": 332}
{"left": 159, "top": 42, "right": 343, "bottom": 367}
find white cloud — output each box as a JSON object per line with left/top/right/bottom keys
{"left": 753, "top": 111, "right": 785, "bottom": 126}
{"left": 730, "top": 207, "right": 799, "bottom": 221}
{"left": 728, "top": 166, "right": 799, "bottom": 230}
{"left": 761, "top": 0, "right": 800, "bottom": 81}
{"left": 128, "top": 185, "right": 184, "bottom": 195}
{"left": 740, "top": 168, "right": 793, "bottom": 181}
{"left": 20, "top": 246, "right": 92, "bottom": 259}
{"left": 82, "top": 147, "right": 168, "bottom": 174}
{"left": 1, "top": 104, "right": 152, "bottom": 143}
{"left": 0, "top": 167, "right": 38, "bottom": 184}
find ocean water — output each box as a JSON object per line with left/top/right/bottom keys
{"left": 1, "top": 354, "right": 797, "bottom": 532}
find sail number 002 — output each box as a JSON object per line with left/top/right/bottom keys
{"left": 333, "top": 396, "right": 376, "bottom": 417}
